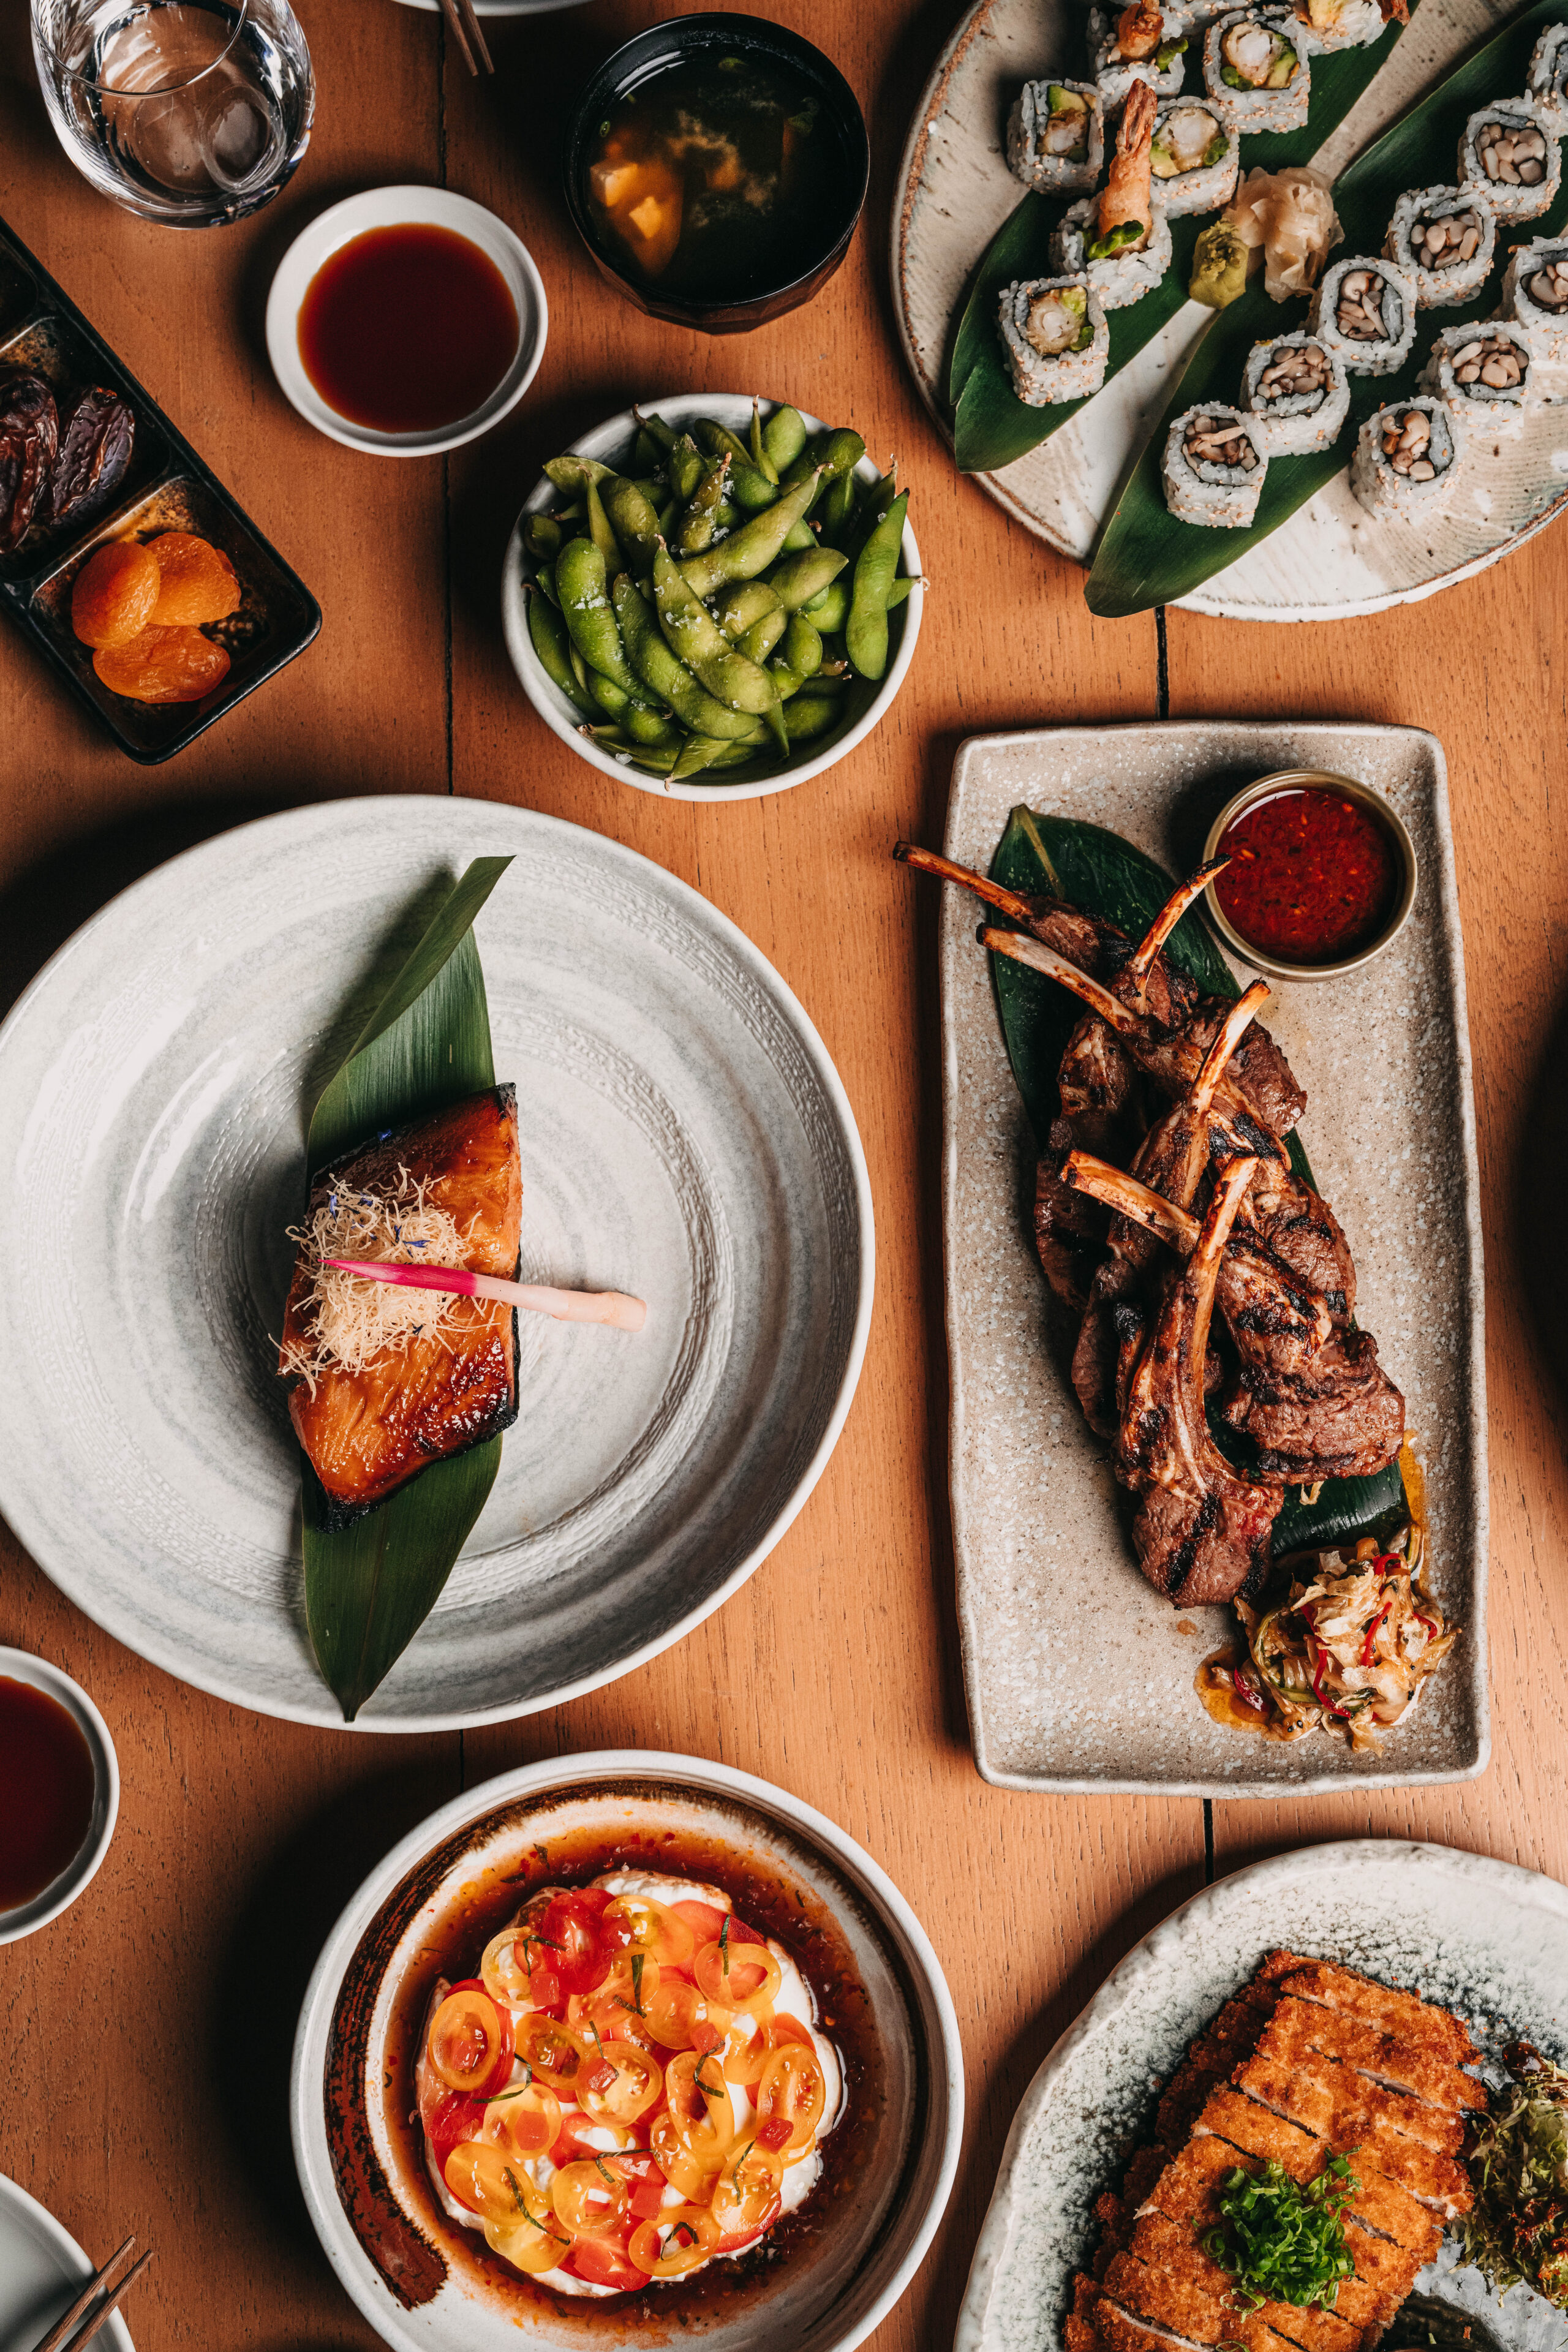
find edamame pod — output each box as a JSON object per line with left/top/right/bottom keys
{"left": 669, "top": 435, "right": 704, "bottom": 502}
{"left": 652, "top": 544, "right": 779, "bottom": 715}
{"left": 586, "top": 480, "right": 622, "bottom": 573}
{"left": 748, "top": 399, "right": 778, "bottom": 484}
{"left": 545, "top": 454, "right": 613, "bottom": 493}
{"left": 886, "top": 575, "right": 921, "bottom": 610}
{"left": 678, "top": 471, "right": 822, "bottom": 598}
{"left": 762, "top": 403, "right": 808, "bottom": 473}
{"left": 846, "top": 489, "right": 908, "bottom": 684}
{"left": 766, "top": 545, "right": 848, "bottom": 612}
{"left": 693, "top": 421, "right": 777, "bottom": 510}
{"left": 671, "top": 731, "right": 737, "bottom": 782}
{"left": 523, "top": 512, "right": 560, "bottom": 560}
{"left": 556, "top": 536, "right": 646, "bottom": 702}
{"left": 738, "top": 608, "right": 788, "bottom": 665}
{"left": 527, "top": 587, "right": 599, "bottom": 719}
{"left": 611, "top": 573, "right": 764, "bottom": 741}
{"left": 819, "top": 470, "right": 858, "bottom": 546}
{"left": 676, "top": 455, "right": 730, "bottom": 555}
{"left": 601, "top": 476, "right": 663, "bottom": 578}
{"left": 534, "top": 560, "right": 560, "bottom": 609}
{"left": 801, "top": 579, "right": 849, "bottom": 633}
{"left": 633, "top": 408, "right": 679, "bottom": 454}
{"left": 782, "top": 427, "right": 865, "bottom": 498}
{"left": 633, "top": 426, "right": 663, "bottom": 475}
{"left": 712, "top": 579, "right": 780, "bottom": 639}
{"left": 783, "top": 693, "right": 842, "bottom": 743}
{"left": 592, "top": 730, "right": 682, "bottom": 776}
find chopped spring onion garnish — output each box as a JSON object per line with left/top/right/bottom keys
{"left": 1203, "top": 2154, "right": 1359, "bottom": 2309}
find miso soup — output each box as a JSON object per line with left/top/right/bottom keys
{"left": 583, "top": 48, "right": 858, "bottom": 301}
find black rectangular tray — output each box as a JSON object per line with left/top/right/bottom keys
{"left": 0, "top": 214, "right": 321, "bottom": 762}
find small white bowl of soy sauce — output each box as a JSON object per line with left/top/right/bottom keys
{"left": 564, "top": 13, "right": 870, "bottom": 333}
{"left": 0, "top": 1648, "right": 118, "bottom": 1943}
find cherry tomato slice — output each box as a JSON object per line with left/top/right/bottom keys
{"left": 428, "top": 1983, "right": 514, "bottom": 2099}
{"left": 609, "top": 2151, "right": 671, "bottom": 2222}
{"left": 601, "top": 1893, "right": 696, "bottom": 1969}
{"left": 514, "top": 2012, "right": 592, "bottom": 2097}
{"left": 628, "top": 2205, "right": 721, "bottom": 2278}
{"left": 709, "top": 2137, "right": 785, "bottom": 2238}
{"left": 567, "top": 2233, "right": 647, "bottom": 2291}
{"left": 551, "top": 2158, "right": 633, "bottom": 2239}
{"left": 552, "top": 2112, "right": 635, "bottom": 2167}
{"left": 578, "top": 2040, "right": 663, "bottom": 2127}
{"left": 720, "top": 2006, "right": 774, "bottom": 2089}
{"left": 642, "top": 1978, "right": 732, "bottom": 2053}
{"left": 756, "top": 2041, "right": 826, "bottom": 2155}
{"left": 540, "top": 1892, "right": 606, "bottom": 1997}
{"left": 445, "top": 2138, "right": 542, "bottom": 2224}
{"left": 669, "top": 1898, "right": 729, "bottom": 1944}
{"left": 424, "top": 2087, "right": 487, "bottom": 2179}
{"left": 483, "top": 2078, "right": 562, "bottom": 2161}
{"left": 694, "top": 1936, "right": 783, "bottom": 2016}
{"left": 483, "top": 2207, "right": 571, "bottom": 2275}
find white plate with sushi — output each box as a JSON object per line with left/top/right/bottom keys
{"left": 895, "top": 0, "right": 1568, "bottom": 618}
{"left": 0, "top": 799, "right": 873, "bottom": 1730}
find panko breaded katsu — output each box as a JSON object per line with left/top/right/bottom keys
{"left": 1065, "top": 1955, "right": 1480, "bottom": 2352}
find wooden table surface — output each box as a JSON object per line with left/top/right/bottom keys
{"left": 2, "top": 3, "right": 1567, "bottom": 2346}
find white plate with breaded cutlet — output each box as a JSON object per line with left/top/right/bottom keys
{"left": 956, "top": 1840, "right": 1568, "bottom": 2352}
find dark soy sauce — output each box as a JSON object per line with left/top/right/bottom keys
{"left": 584, "top": 50, "right": 854, "bottom": 300}
{"left": 298, "top": 224, "right": 519, "bottom": 434}
{"left": 0, "top": 1676, "right": 96, "bottom": 1910}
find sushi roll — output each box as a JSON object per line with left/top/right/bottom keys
{"left": 1007, "top": 80, "right": 1106, "bottom": 194}
{"left": 1286, "top": 0, "right": 1386, "bottom": 52}
{"left": 1149, "top": 97, "right": 1239, "bottom": 213}
{"left": 1418, "top": 320, "right": 1536, "bottom": 431}
{"left": 1090, "top": 1, "right": 1192, "bottom": 107}
{"left": 1458, "top": 98, "right": 1561, "bottom": 225}
{"left": 1204, "top": 12, "right": 1311, "bottom": 132}
{"left": 1385, "top": 188, "right": 1495, "bottom": 308}
{"left": 997, "top": 275, "right": 1110, "bottom": 404}
{"left": 1311, "top": 255, "right": 1418, "bottom": 374}
{"left": 1501, "top": 236, "right": 1568, "bottom": 364}
{"left": 1526, "top": 23, "right": 1568, "bottom": 135}
{"left": 1163, "top": 404, "right": 1268, "bottom": 526}
{"left": 1241, "top": 331, "right": 1351, "bottom": 453}
{"left": 1351, "top": 396, "right": 1463, "bottom": 516}
{"left": 1051, "top": 83, "right": 1173, "bottom": 309}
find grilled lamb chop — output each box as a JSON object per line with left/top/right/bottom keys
{"left": 1063, "top": 1152, "right": 1405, "bottom": 1483}
{"left": 1115, "top": 1156, "right": 1279, "bottom": 1605}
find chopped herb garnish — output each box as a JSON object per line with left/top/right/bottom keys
{"left": 1464, "top": 2045, "right": 1568, "bottom": 2309}
{"left": 694, "top": 2055, "right": 725, "bottom": 2102}
{"left": 594, "top": 2153, "right": 616, "bottom": 2188}
{"left": 631, "top": 1951, "right": 646, "bottom": 2013}
{"left": 719, "top": 1913, "right": 731, "bottom": 1973}
{"left": 1203, "top": 2155, "right": 1359, "bottom": 2309}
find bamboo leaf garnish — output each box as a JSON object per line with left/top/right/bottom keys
{"left": 986, "top": 808, "right": 1408, "bottom": 1555}
{"left": 300, "top": 857, "right": 513, "bottom": 1721}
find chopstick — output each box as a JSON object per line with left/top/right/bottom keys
{"left": 32, "top": 2241, "right": 153, "bottom": 2352}
{"left": 439, "top": 0, "right": 493, "bottom": 76}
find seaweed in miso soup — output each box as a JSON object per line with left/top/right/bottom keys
{"left": 584, "top": 50, "right": 853, "bottom": 300}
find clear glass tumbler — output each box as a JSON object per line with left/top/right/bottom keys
{"left": 32, "top": 0, "right": 314, "bottom": 228}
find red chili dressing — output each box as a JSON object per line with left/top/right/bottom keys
{"left": 0, "top": 1676, "right": 96, "bottom": 1909}
{"left": 1215, "top": 786, "right": 1399, "bottom": 966}
{"left": 298, "top": 224, "right": 519, "bottom": 434}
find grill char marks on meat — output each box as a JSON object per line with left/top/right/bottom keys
{"left": 1116, "top": 1156, "right": 1279, "bottom": 1605}
{"left": 1070, "top": 1955, "right": 1478, "bottom": 2352}
{"left": 1062, "top": 1153, "right": 1404, "bottom": 1484}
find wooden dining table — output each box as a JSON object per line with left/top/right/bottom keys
{"left": 2, "top": 1, "right": 1567, "bottom": 2345}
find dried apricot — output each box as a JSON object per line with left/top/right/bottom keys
{"left": 147, "top": 532, "right": 241, "bottom": 626}
{"left": 71, "top": 540, "right": 160, "bottom": 648}
{"left": 93, "top": 625, "right": 232, "bottom": 704}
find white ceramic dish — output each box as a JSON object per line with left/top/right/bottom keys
{"left": 0, "top": 798, "right": 873, "bottom": 1730}
{"left": 290, "top": 1751, "right": 964, "bottom": 2352}
{"left": 502, "top": 393, "right": 924, "bottom": 803}
{"left": 0, "top": 2173, "right": 135, "bottom": 2352}
{"left": 0, "top": 1649, "right": 118, "bottom": 1945}
{"left": 894, "top": 0, "right": 1568, "bottom": 620}
{"left": 954, "top": 1839, "right": 1568, "bottom": 2352}
{"left": 265, "top": 186, "right": 547, "bottom": 455}
{"left": 935, "top": 722, "right": 1487, "bottom": 1793}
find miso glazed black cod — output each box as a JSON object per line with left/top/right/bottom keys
{"left": 277, "top": 1086, "right": 523, "bottom": 1525}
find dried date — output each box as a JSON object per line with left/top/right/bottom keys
{"left": 49, "top": 387, "right": 135, "bottom": 528}
{"left": 0, "top": 373, "right": 59, "bottom": 556}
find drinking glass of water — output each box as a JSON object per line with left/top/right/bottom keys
{"left": 32, "top": 0, "right": 314, "bottom": 228}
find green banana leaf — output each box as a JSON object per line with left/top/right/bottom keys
{"left": 949, "top": 10, "right": 1421, "bottom": 475}
{"left": 986, "top": 807, "right": 1405, "bottom": 1551}
{"left": 301, "top": 855, "right": 513, "bottom": 1722}
{"left": 1085, "top": 0, "right": 1568, "bottom": 615}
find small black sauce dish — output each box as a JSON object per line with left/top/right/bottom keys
{"left": 563, "top": 13, "right": 870, "bottom": 335}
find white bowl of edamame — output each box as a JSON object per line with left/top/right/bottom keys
{"left": 501, "top": 391, "right": 924, "bottom": 801}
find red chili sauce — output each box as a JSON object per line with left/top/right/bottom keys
{"left": 0, "top": 1676, "right": 96, "bottom": 1910}
{"left": 1214, "top": 785, "right": 1400, "bottom": 965}
{"left": 298, "top": 224, "right": 519, "bottom": 434}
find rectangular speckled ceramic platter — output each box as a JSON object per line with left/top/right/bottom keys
{"left": 939, "top": 722, "right": 1487, "bottom": 1794}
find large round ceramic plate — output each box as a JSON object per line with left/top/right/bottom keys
{"left": 0, "top": 800, "right": 872, "bottom": 1730}
{"left": 290, "top": 1752, "right": 964, "bottom": 2352}
{"left": 895, "top": 0, "right": 1568, "bottom": 620}
{"left": 954, "top": 1840, "right": 1568, "bottom": 2352}
{"left": 0, "top": 2174, "right": 135, "bottom": 2352}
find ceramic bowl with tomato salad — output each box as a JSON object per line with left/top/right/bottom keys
{"left": 291, "top": 1753, "right": 962, "bottom": 2352}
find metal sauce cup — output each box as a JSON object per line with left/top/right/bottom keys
{"left": 1202, "top": 767, "right": 1418, "bottom": 983}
